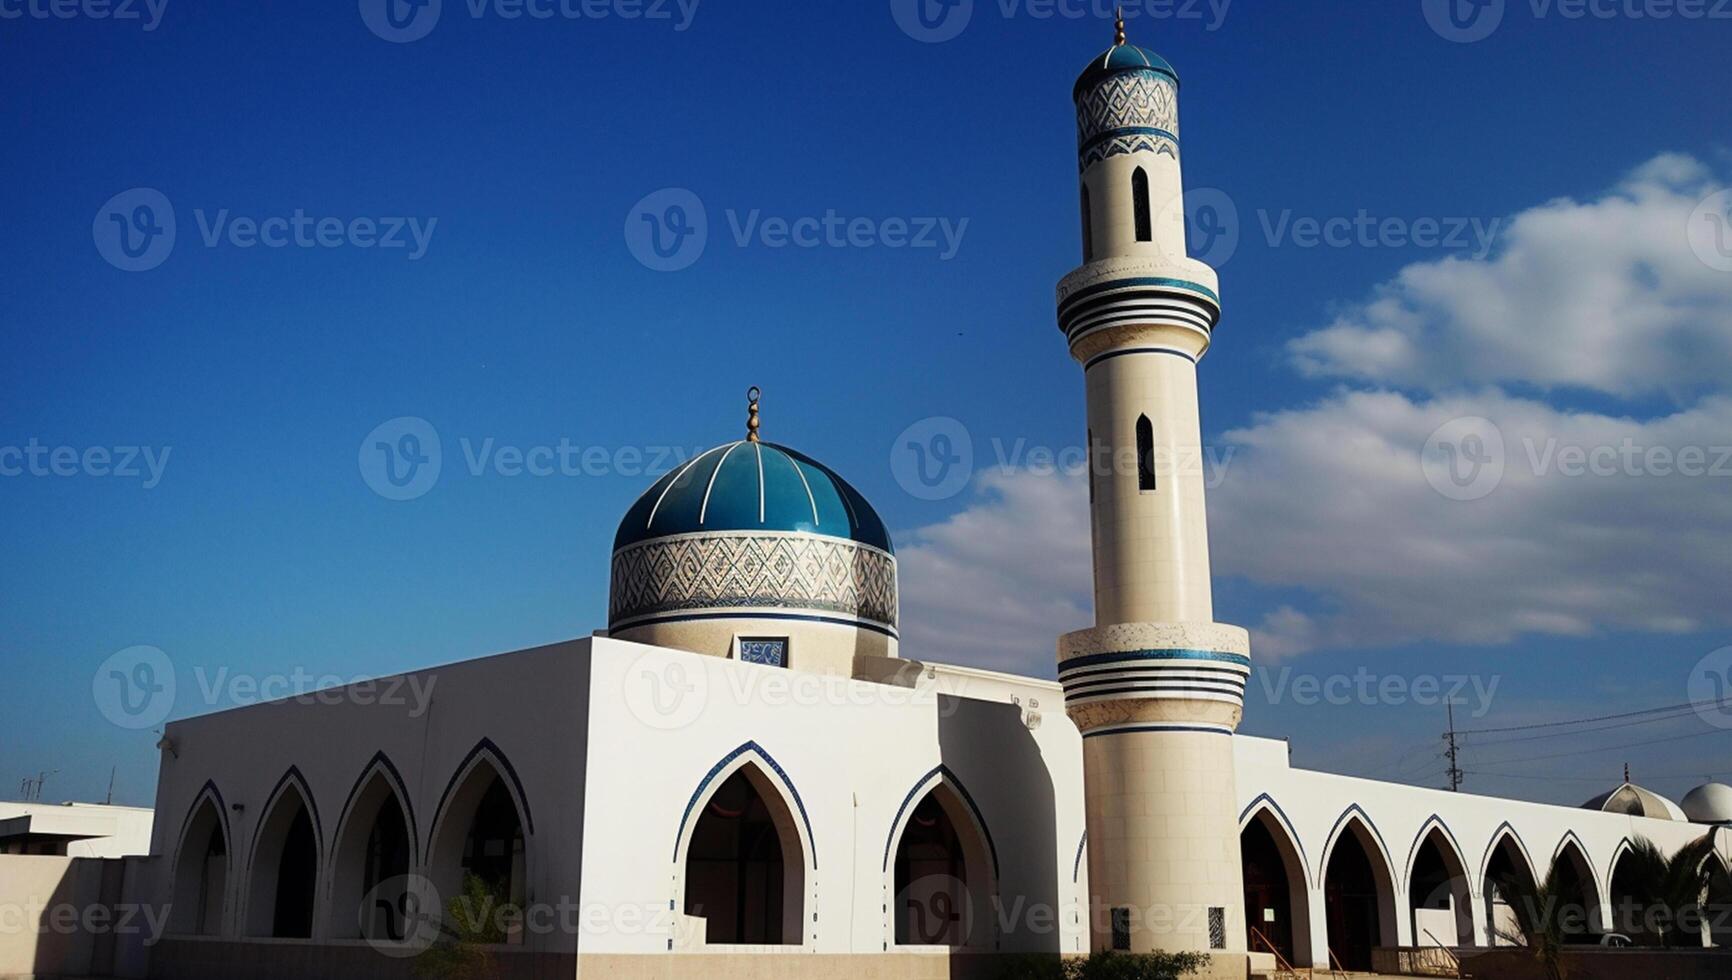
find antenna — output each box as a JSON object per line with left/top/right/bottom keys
{"left": 1443, "top": 702, "right": 1464, "bottom": 792}
{"left": 105, "top": 767, "right": 117, "bottom": 806}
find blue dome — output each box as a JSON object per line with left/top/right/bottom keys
{"left": 614, "top": 441, "right": 893, "bottom": 555}
{"left": 1074, "top": 43, "right": 1178, "bottom": 101}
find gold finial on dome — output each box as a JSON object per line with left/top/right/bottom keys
{"left": 1114, "top": 6, "right": 1126, "bottom": 45}
{"left": 746, "top": 386, "right": 762, "bottom": 443}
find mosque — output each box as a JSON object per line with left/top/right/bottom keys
{"left": 138, "top": 21, "right": 1732, "bottom": 980}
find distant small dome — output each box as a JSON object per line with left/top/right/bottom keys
{"left": 1073, "top": 43, "right": 1178, "bottom": 101}
{"left": 1681, "top": 783, "right": 1732, "bottom": 824}
{"left": 1582, "top": 783, "right": 1686, "bottom": 821}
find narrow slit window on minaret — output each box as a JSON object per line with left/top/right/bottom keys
{"left": 1132, "top": 168, "right": 1152, "bottom": 242}
{"left": 1080, "top": 184, "right": 1094, "bottom": 262}
{"left": 1086, "top": 428, "right": 1096, "bottom": 503}
{"left": 1136, "top": 415, "right": 1156, "bottom": 491}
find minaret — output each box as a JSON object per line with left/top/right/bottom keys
{"left": 1057, "top": 15, "right": 1251, "bottom": 977}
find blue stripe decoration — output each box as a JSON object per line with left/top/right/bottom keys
{"left": 879, "top": 765, "right": 999, "bottom": 878}
{"left": 1066, "top": 684, "right": 1246, "bottom": 702}
{"left": 674, "top": 741, "right": 818, "bottom": 870}
{"left": 1079, "top": 125, "right": 1180, "bottom": 155}
{"left": 613, "top": 609, "right": 899, "bottom": 640}
{"left": 1059, "top": 648, "right": 1250, "bottom": 674}
{"left": 1060, "top": 276, "right": 1222, "bottom": 310}
{"left": 1083, "top": 347, "right": 1198, "bottom": 370}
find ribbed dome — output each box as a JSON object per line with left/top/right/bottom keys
{"left": 1074, "top": 43, "right": 1178, "bottom": 100}
{"left": 1581, "top": 783, "right": 1686, "bottom": 821}
{"left": 1681, "top": 783, "right": 1732, "bottom": 824}
{"left": 614, "top": 441, "right": 893, "bottom": 555}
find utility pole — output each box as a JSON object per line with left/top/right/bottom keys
{"left": 1443, "top": 702, "right": 1464, "bottom": 792}
{"left": 105, "top": 766, "right": 117, "bottom": 805}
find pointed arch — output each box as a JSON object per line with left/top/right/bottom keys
{"left": 1480, "top": 823, "right": 1539, "bottom": 948}
{"left": 1074, "top": 830, "right": 1087, "bottom": 885}
{"left": 168, "top": 781, "right": 231, "bottom": 936}
{"left": 674, "top": 743, "right": 812, "bottom": 948}
{"left": 1320, "top": 805, "right": 1399, "bottom": 971}
{"left": 673, "top": 741, "right": 815, "bottom": 869}
{"left": 883, "top": 767, "right": 999, "bottom": 949}
{"left": 427, "top": 738, "right": 533, "bottom": 940}
{"left": 1131, "top": 167, "right": 1152, "bottom": 242}
{"left": 1239, "top": 796, "right": 1313, "bottom": 967}
{"left": 1404, "top": 816, "right": 1474, "bottom": 947}
{"left": 244, "top": 767, "right": 322, "bottom": 938}
{"left": 328, "top": 751, "right": 419, "bottom": 940}
{"left": 1550, "top": 831, "right": 1605, "bottom": 941}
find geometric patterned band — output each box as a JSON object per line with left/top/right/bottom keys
{"left": 609, "top": 531, "right": 899, "bottom": 635}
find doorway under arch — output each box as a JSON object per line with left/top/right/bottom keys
{"left": 1407, "top": 823, "right": 1474, "bottom": 947}
{"left": 427, "top": 745, "right": 531, "bottom": 945}
{"left": 1240, "top": 806, "right": 1311, "bottom": 967}
{"left": 682, "top": 765, "right": 806, "bottom": 946}
{"left": 1322, "top": 817, "right": 1397, "bottom": 971}
{"left": 1551, "top": 837, "right": 1602, "bottom": 944}
{"left": 168, "top": 791, "right": 229, "bottom": 936}
{"left": 1482, "top": 831, "right": 1538, "bottom": 947}
{"left": 244, "top": 779, "right": 320, "bottom": 938}
{"left": 889, "top": 780, "right": 996, "bottom": 949}
{"left": 328, "top": 762, "right": 416, "bottom": 940}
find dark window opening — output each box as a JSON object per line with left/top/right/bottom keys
{"left": 893, "top": 793, "right": 969, "bottom": 946}
{"left": 1136, "top": 415, "right": 1156, "bottom": 492}
{"left": 270, "top": 807, "right": 317, "bottom": 938}
{"left": 1132, "top": 168, "right": 1152, "bottom": 242}
{"left": 360, "top": 795, "right": 412, "bottom": 941}
{"left": 1081, "top": 184, "right": 1094, "bottom": 262}
{"left": 685, "top": 770, "right": 794, "bottom": 945}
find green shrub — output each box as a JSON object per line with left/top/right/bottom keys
{"left": 1063, "top": 950, "right": 1208, "bottom": 980}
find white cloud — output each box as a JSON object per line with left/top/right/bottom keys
{"left": 1288, "top": 154, "right": 1732, "bottom": 398}
{"left": 897, "top": 155, "right": 1732, "bottom": 667}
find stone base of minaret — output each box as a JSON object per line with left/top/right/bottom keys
{"left": 1060, "top": 622, "right": 1250, "bottom": 980}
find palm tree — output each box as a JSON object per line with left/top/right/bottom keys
{"left": 1608, "top": 835, "right": 1729, "bottom": 947}
{"left": 1491, "top": 858, "right": 1571, "bottom": 980}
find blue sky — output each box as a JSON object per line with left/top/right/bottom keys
{"left": 4, "top": 0, "right": 1732, "bottom": 809}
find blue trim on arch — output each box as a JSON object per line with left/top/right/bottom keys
{"left": 1238, "top": 793, "right": 1311, "bottom": 880}
{"left": 880, "top": 765, "right": 1000, "bottom": 879}
{"left": 1552, "top": 830, "right": 1605, "bottom": 904}
{"left": 1478, "top": 822, "right": 1537, "bottom": 893}
{"left": 176, "top": 779, "right": 231, "bottom": 860}
{"left": 1403, "top": 814, "right": 1471, "bottom": 888}
{"left": 248, "top": 765, "right": 324, "bottom": 863}
{"left": 334, "top": 750, "right": 420, "bottom": 864}
{"left": 1074, "top": 830, "right": 1087, "bottom": 884}
{"left": 431, "top": 737, "right": 535, "bottom": 837}
{"left": 673, "top": 740, "right": 817, "bottom": 870}
{"left": 1605, "top": 836, "right": 1639, "bottom": 895}
{"left": 1318, "top": 804, "right": 1395, "bottom": 889}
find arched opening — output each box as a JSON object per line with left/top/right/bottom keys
{"left": 1608, "top": 845, "right": 1662, "bottom": 946}
{"left": 1408, "top": 826, "right": 1473, "bottom": 948}
{"left": 1323, "top": 820, "right": 1397, "bottom": 971}
{"left": 890, "top": 782, "right": 995, "bottom": 949}
{"left": 245, "top": 783, "right": 319, "bottom": 938}
{"left": 428, "top": 751, "right": 529, "bottom": 945}
{"left": 1081, "top": 184, "right": 1094, "bottom": 262}
{"left": 1131, "top": 167, "right": 1152, "bottom": 242}
{"left": 168, "top": 796, "right": 228, "bottom": 936}
{"left": 683, "top": 765, "right": 805, "bottom": 946}
{"left": 1483, "top": 833, "right": 1538, "bottom": 947}
{"left": 1240, "top": 809, "right": 1311, "bottom": 967}
{"left": 328, "top": 766, "right": 415, "bottom": 941}
{"left": 1135, "top": 415, "right": 1156, "bottom": 492}
{"left": 1550, "top": 839, "right": 1602, "bottom": 944}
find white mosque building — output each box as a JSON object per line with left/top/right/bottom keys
{"left": 136, "top": 22, "right": 1732, "bottom": 980}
